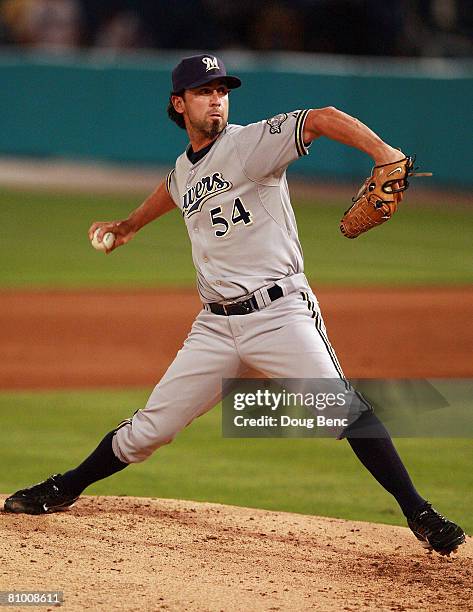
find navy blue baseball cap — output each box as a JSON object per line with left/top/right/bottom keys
{"left": 172, "top": 54, "right": 241, "bottom": 93}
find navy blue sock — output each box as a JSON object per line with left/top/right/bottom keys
{"left": 345, "top": 412, "right": 426, "bottom": 517}
{"left": 59, "top": 431, "right": 128, "bottom": 496}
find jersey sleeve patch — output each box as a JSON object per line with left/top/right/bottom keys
{"left": 295, "top": 109, "right": 311, "bottom": 157}
{"left": 266, "top": 113, "right": 288, "bottom": 134}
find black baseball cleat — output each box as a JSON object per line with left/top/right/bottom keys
{"left": 407, "top": 502, "right": 466, "bottom": 556}
{"left": 3, "top": 475, "right": 79, "bottom": 515}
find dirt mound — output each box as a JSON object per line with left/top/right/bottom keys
{"left": 1, "top": 286, "right": 472, "bottom": 390}
{"left": 0, "top": 495, "right": 471, "bottom": 611}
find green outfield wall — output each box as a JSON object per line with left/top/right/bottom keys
{"left": 1, "top": 51, "right": 472, "bottom": 185}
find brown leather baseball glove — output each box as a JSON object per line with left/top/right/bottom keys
{"left": 340, "top": 156, "right": 431, "bottom": 239}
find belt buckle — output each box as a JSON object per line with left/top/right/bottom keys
{"left": 222, "top": 299, "right": 239, "bottom": 316}
{"left": 223, "top": 298, "right": 254, "bottom": 315}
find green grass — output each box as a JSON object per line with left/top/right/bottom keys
{"left": 0, "top": 189, "right": 195, "bottom": 287}
{"left": 1, "top": 189, "right": 471, "bottom": 287}
{"left": 298, "top": 198, "right": 473, "bottom": 285}
{"left": 0, "top": 390, "right": 471, "bottom": 532}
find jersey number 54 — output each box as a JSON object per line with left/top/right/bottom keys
{"left": 210, "top": 198, "right": 253, "bottom": 237}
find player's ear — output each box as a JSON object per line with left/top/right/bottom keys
{"left": 171, "top": 94, "right": 185, "bottom": 114}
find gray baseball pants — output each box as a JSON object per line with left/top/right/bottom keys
{"left": 113, "top": 274, "right": 352, "bottom": 463}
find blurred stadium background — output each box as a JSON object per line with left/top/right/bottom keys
{"left": 1, "top": 0, "right": 472, "bottom": 56}
{"left": 0, "top": 0, "right": 472, "bottom": 185}
{"left": 0, "top": 0, "right": 471, "bottom": 528}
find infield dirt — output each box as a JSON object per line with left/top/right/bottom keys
{"left": 1, "top": 495, "right": 472, "bottom": 612}
{"left": 1, "top": 286, "right": 472, "bottom": 389}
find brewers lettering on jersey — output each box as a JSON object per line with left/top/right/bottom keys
{"left": 4, "top": 54, "right": 465, "bottom": 558}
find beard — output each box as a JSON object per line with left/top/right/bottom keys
{"left": 206, "top": 117, "right": 225, "bottom": 139}
{"left": 190, "top": 115, "right": 226, "bottom": 140}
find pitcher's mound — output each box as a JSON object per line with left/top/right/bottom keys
{"left": 1, "top": 496, "right": 471, "bottom": 611}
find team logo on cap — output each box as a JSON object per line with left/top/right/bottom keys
{"left": 202, "top": 56, "right": 219, "bottom": 72}
{"left": 266, "top": 113, "right": 288, "bottom": 134}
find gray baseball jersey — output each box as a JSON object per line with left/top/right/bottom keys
{"left": 165, "top": 110, "right": 310, "bottom": 303}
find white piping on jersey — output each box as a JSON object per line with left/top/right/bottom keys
{"left": 295, "top": 109, "right": 311, "bottom": 157}
{"left": 165, "top": 169, "right": 175, "bottom": 195}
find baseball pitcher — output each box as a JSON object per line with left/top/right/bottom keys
{"left": 4, "top": 54, "right": 465, "bottom": 556}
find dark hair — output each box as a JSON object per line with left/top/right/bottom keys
{"left": 167, "top": 91, "right": 186, "bottom": 130}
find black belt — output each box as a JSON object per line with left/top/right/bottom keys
{"left": 207, "top": 284, "right": 284, "bottom": 316}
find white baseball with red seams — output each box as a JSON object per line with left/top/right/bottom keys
{"left": 91, "top": 228, "right": 115, "bottom": 252}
